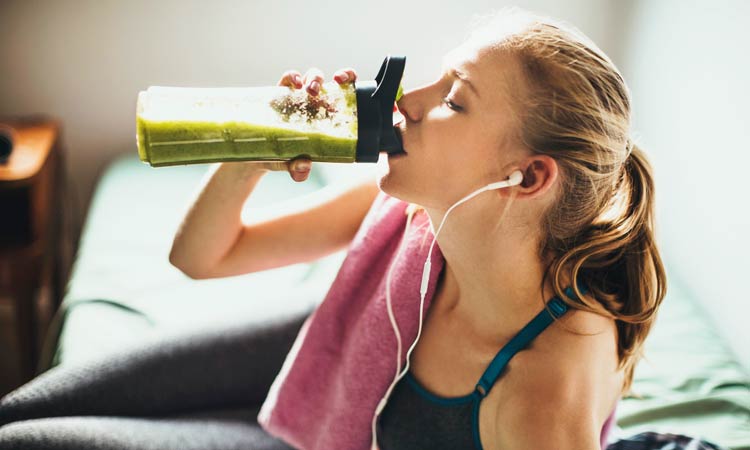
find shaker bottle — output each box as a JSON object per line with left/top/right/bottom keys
{"left": 136, "top": 55, "right": 406, "bottom": 167}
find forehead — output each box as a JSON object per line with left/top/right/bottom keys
{"left": 442, "top": 44, "right": 521, "bottom": 96}
{"left": 442, "top": 44, "right": 526, "bottom": 149}
{"left": 442, "top": 44, "right": 524, "bottom": 111}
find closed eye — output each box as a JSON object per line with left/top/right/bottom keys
{"left": 442, "top": 97, "right": 463, "bottom": 112}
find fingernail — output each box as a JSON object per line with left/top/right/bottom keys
{"left": 293, "top": 74, "right": 302, "bottom": 86}
{"left": 310, "top": 80, "right": 320, "bottom": 93}
{"left": 338, "top": 73, "right": 349, "bottom": 82}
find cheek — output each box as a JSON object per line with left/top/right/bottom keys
{"left": 420, "top": 116, "right": 469, "bottom": 154}
{"left": 433, "top": 128, "right": 483, "bottom": 167}
{"left": 417, "top": 119, "right": 486, "bottom": 180}
{"left": 418, "top": 148, "right": 475, "bottom": 199}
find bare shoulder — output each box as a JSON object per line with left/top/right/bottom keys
{"left": 537, "top": 307, "right": 624, "bottom": 389}
{"left": 503, "top": 309, "right": 620, "bottom": 395}
{"left": 494, "top": 308, "right": 624, "bottom": 444}
{"left": 552, "top": 307, "right": 620, "bottom": 351}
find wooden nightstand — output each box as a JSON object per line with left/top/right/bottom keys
{"left": 0, "top": 116, "right": 70, "bottom": 395}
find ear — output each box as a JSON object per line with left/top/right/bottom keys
{"left": 501, "top": 155, "right": 558, "bottom": 200}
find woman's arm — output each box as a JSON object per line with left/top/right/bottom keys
{"left": 196, "top": 176, "right": 380, "bottom": 279}
{"left": 169, "top": 162, "right": 380, "bottom": 279}
{"left": 169, "top": 162, "right": 272, "bottom": 279}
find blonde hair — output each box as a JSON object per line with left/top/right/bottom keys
{"left": 409, "top": 7, "right": 667, "bottom": 397}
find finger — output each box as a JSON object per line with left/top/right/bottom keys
{"left": 333, "top": 68, "right": 357, "bottom": 84}
{"left": 302, "top": 67, "right": 325, "bottom": 96}
{"left": 278, "top": 70, "right": 303, "bottom": 88}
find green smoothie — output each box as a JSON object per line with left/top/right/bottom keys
{"left": 136, "top": 83, "right": 358, "bottom": 167}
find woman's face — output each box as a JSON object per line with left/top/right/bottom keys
{"left": 378, "top": 44, "right": 529, "bottom": 209}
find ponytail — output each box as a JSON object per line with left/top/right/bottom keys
{"left": 544, "top": 143, "right": 668, "bottom": 396}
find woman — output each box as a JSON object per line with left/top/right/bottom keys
{"left": 169, "top": 7, "right": 667, "bottom": 449}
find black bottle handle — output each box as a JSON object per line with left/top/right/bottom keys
{"left": 354, "top": 55, "right": 407, "bottom": 162}
{"left": 372, "top": 56, "right": 406, "bottom": 154}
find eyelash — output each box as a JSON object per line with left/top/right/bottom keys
{"left": 442, "top": 97, "right": 463, "bottom": 112}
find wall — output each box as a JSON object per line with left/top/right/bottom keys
{"left": 620, "top": 0, "right": 750, "bottom": 371}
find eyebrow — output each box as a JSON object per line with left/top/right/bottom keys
{"left": 454, "top": 69, "right": 480, "bottom": 99}
{"left": 441, "top": 60, "right": 481, "bottom": 99}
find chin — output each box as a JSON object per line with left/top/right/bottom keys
{"left": 377, "top": 172, "right": 423, "bottom": 207}
{"left": 376, "top": 157, "right": 434, "bottom": 208}
{"left": 377, "top": 171, "right": 403, "bottom": 200}
{"left": 376, "top": 172, "right": 395, "bottom": 197}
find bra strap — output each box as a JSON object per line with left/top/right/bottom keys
{"left": 474, "top": 284, "right": 587, "bottom": 398}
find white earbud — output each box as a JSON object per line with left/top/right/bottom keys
{"left": 371, "top": 170, "right": 525, "bottom": 450}
{"left": 484, "top": 169, "right": 524, "bottom": 190}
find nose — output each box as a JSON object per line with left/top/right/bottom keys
{"left": 395, "top": 89, "right": 421, "bottom": 123}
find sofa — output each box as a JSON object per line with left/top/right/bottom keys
{"left": 4, "top": 152, "right": 750, "bottom": 449}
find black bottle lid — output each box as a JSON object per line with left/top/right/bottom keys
{"left": 355, "top": 55, "right": 406, "bottom": 162}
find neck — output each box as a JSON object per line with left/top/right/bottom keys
{"left": 422, "top": 199, "right": 560, "bottom": 348}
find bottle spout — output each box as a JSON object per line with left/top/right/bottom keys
{"left": 355, "top": 55, "right": 407, "bottom": 162}
{"left": 385, "top": 93, "right": 407, "bottom": 156}
{"left": 384, "top": 124, "right": 406, "bottom": 156}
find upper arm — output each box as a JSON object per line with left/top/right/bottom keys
{"left": 497, "top": 366, "right": 601, "bottom": 450}
{"left": 497, "top": 397, "right": 601, "bottom": 450}
{"left": 196, "top": 176, "right": 380, "bottom": 279}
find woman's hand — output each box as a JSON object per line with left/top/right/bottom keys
{"left": 251, "top": 67, "right": 358, "bottom": 183}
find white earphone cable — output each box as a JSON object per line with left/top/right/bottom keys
{"left": 370, "top": 203, "right": 417, "bottom": 450}
{"left": 370, "top": 171, "right": 523, "bottom": 450}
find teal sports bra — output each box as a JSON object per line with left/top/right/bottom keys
{"left": 376, "top": 285, "right": 583, "bottom": 450}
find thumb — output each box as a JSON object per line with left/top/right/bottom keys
{"left": 288, "top": 157, "right": 312, "bottom": 172}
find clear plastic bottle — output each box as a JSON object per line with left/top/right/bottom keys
{"left": 136, "top": 56, "right": 406, "bottom": 167}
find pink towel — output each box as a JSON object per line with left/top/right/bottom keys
{"left": 257, "top": 190, "right": 617, "bottom": 449}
